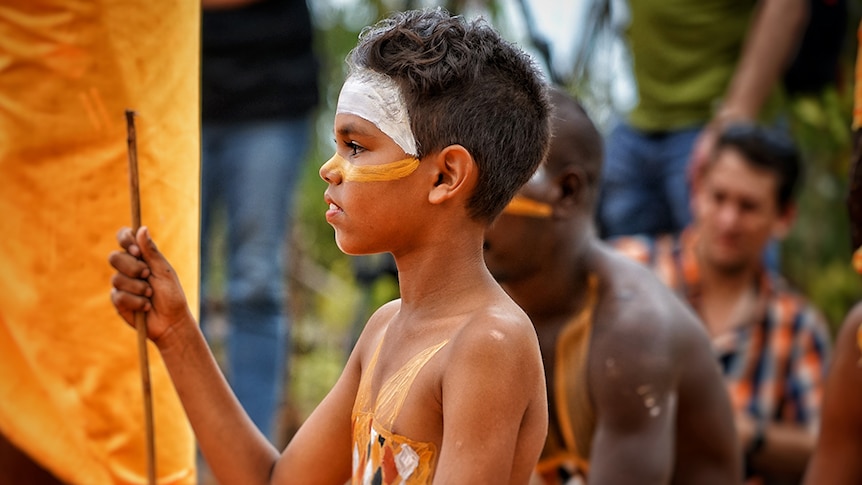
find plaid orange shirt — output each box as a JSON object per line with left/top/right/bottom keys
{"left": 613, "top": 229, "right": 831, "bottom": 436}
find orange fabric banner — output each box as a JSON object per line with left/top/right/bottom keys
{"left": 0, "top": 2, "right": 199, "bottom": 484}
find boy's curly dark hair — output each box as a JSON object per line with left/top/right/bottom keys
{"left": 347, "top": 8, "right": 551, "bottom": 222}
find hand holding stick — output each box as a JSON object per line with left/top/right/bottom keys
{"left": 125, "top": 109, "right": 156, "bottom": 485}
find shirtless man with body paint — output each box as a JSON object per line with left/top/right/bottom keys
{"left": 484, "top": 87, "right": 741, "bottom": 485}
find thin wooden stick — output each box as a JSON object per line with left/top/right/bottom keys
{"left": 125, "top": 109, "right": 156, "bottom": 485}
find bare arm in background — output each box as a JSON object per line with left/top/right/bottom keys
{"left": 802, "top": 303, "right": 862, "bottom": 484}
{"left": 690, "top": 0, "right": 808, "bottom": 177}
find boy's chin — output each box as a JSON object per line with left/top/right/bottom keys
{"left": 334, "top": 237, "right": 371, "bottom": 257}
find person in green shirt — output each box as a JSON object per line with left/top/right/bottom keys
{"left": 598, "top": 0, "right": 808, "bottom": 239}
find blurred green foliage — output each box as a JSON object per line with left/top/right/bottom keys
{"left": 778, "top": 0, "right": 862, "bottom": 328}
{"left": 784, "top": 82, "right": 862, "bottom": 328}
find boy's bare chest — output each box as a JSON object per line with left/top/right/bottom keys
{"left": 365, "top": 338, "right": 449, "bottom": 445}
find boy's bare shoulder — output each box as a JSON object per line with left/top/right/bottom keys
{"left": 445, "top": 296, "right": 543, "bottom": 377}
{"left": 352, "top": 299, "right": 403, "bottom": 358}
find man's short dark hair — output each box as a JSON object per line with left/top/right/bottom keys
{"left": 713, "top": 122, "right": 802, "bottom": 212}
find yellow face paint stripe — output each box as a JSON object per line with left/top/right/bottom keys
{"left": 502, "top": 194, "right": 553, "bottom": 218}
{"left": 323, "top": 153, "right": 420, "bottom": 182}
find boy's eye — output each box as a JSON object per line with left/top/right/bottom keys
{"left": 345, "top": 141, "right": 363, "bottom": 156}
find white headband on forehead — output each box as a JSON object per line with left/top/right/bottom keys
{"left": 336, "top": 69, "right": 418, "bottom": 156}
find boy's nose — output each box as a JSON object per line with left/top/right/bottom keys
{"left": 319, "top": 154, "right": 343, "bottom": 184}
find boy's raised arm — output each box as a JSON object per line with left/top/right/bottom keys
{"left": 273, "top": 346, "right": 360, "bottom": 484}
{"left": 110, "top": 227, "right": 279, "bottom": 483}
{"left": 109, "top": 226, "right": 195, "bottom": 339}
{"left": 109, "top": 228, "right": 368, "bottom": 485}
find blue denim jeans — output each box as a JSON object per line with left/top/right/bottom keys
{"left": 200, "top": 115, "right": 312, "bottom": 440}
{"left": 598, "top": 121, "right": 702, "bottom": 238}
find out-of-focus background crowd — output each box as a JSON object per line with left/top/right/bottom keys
{"left": 270, "top": 0, "right": 860, "bottom": 440}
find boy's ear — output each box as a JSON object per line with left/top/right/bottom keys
{"left": 427, "top": 144, "right": 476, "bottom": 205}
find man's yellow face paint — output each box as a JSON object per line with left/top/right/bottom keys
{"left": 502, "top": 194, "right": 553, "bottom": 218}
{"left": 322, "top": 153, "right": 420, "bottom": 182}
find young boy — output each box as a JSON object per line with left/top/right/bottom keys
{"left": 109, "top": 8, "right": 551, "bottom": 484}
